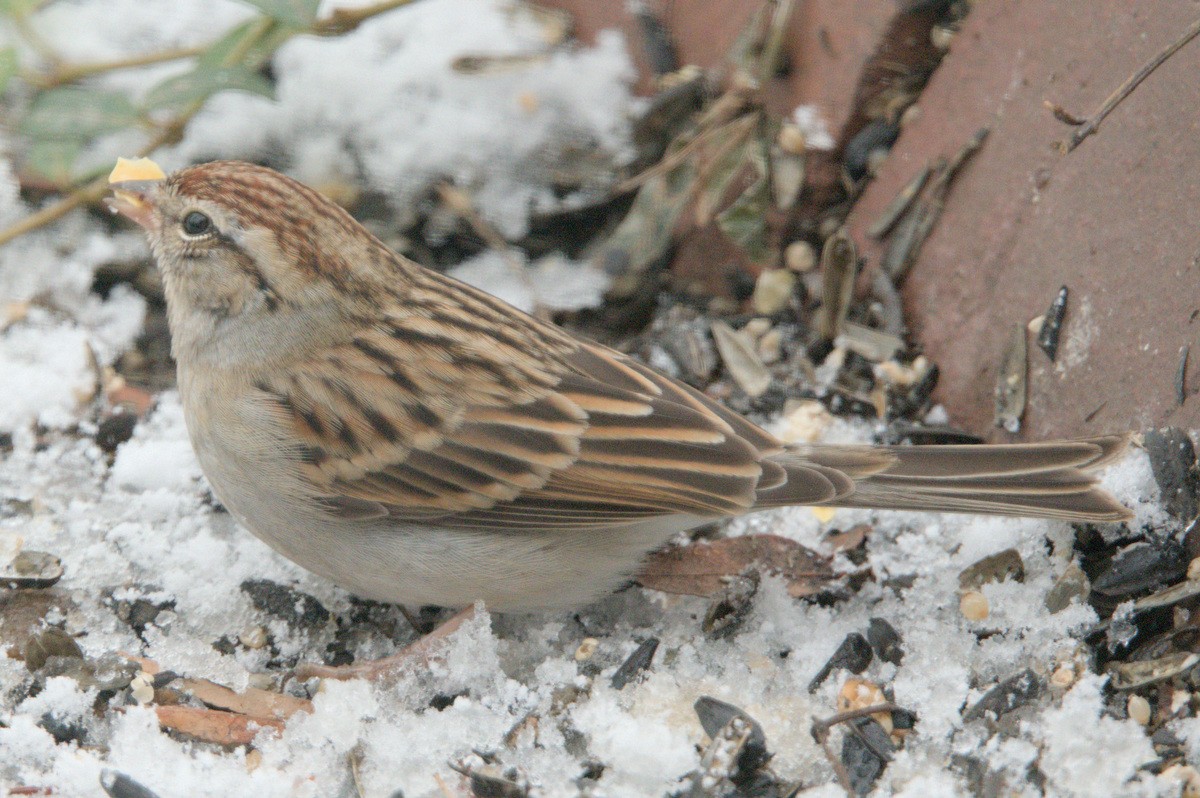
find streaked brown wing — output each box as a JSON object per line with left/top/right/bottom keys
{"left": 253, "top": 272, "right": 848, "bottom": 532}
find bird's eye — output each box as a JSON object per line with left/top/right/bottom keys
{"left": 181, "top": 211, "right": 212, "bottom": 237}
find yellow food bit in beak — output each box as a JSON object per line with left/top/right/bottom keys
{"left": 107, "top": 157, "right": 165, "bottom": 230}
{"left": 108, "top": 157, "right": 166, "bottom": 184}
{"left": 811, "top": 506, "right": 836, "bottom": 523}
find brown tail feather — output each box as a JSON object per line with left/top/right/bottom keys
{"left": 759, "top": 434, "right": 1132, "bottom": 522}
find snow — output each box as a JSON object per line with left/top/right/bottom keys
{"left": 448, "top": 250, "right": 611, "bottom": 315}
{"left": 109, "top": 400, "right": 202, "bottom": 493}
{"left": 1038, "top": 675, "right": 1158, "bottom": 797}
{"left": 0, "top": 0, "right": 1190, "bottom": 796}
{"left": 0, "top": 319, "right": 96, "bottom": 431}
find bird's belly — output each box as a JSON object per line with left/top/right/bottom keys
{"left": 179, "top": 372, "right": 699, "bottom": 610}
{"left": 292, "top": 514, "right": 700, "bottom": 611}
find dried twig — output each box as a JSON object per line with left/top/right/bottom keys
{"left": 810, "top": 702, "right": 901, "bottom": 794}
{"left": 615, "top": 110, "right": 756, "bottom": 195}
{"left": 1055, "top": 17, "right": 1200, "bottom": 153}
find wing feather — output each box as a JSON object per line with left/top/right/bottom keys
{"left": 255, "top": 301, "right": 791, "bottom": 531}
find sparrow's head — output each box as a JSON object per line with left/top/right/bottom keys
{"left": 108, "top": 158, "right": 398, "bottom": 363}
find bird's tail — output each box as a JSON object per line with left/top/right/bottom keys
{"left": 763, "top": 434, "right": 1133, "bottom": 522}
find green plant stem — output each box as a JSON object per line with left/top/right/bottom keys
{"left": 313, "top": 0, "right": 419, "bottom": 35}
{"left": 27, "top": 45, "right": 206, "bottom": 89}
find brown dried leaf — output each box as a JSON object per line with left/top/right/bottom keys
{"left": 637, "top": 534, "right": 834, "bottom": 598}
{"left": 155, "top": 705, "right": 285, "bottom": 747}
{"left": 118, "top": 652, "right": 160, "bottom": 675}
{"left": 827, "top": 524, "right": 871, "bottom": 554}
{"left": 106, "top": 383, "right": 155, "bottom": 416}
{"left": 179, "top": 678, "right": 313, "bottom": 720}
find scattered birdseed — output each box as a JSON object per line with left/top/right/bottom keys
{"left": 574, "top": 637, "right": 599, "bottom": 662}
{"left": 959, "top": 590, "right": 989, "bottom": 622}
{"left": 1127, "top": 694, "right": 1151, "bottom": 725}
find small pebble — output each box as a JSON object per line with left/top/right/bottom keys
{"left": 777, "top": 124, "right": 807, "bottom": 155}
{"left": 1045, "top": 563, "right": 1090, "bottom": 614}
{"left": 1050, "top": 663, "right": 1076, "bottom": 689}
{"left": 785, "top": 241, "right": 816, "bottom": 273}
{"left": 875, "top": 360, "right": 919, "bottom": 388}
{"left": 751, "top": 269, "right": 796, "bottom": 316}
{"left": 574, "top": 637, "right": 599, "bottom": 662}
{"left": 960, "top": 590, "right": 989, "bottom": 621}
{"left": 1127, "top": 694, "right": 1151, "bottom": 725}
{"left": 930, "top": 24, "right": 955, "bottom": 50}
{"left": 959, "top": 548, "right": 1025, "bottom": 590}
{"left": 4, "top": 301, "right": 29, "bottom": 326}
{"left": 130, "top": 672, "right": 154, "bottom": 704}
{"left": 1160, "top": 764, "right": 1200, "bottom": 798}
{"left": 838, "top": 678, "right": 892, "bottom": 734}
{"left": 777, "top": 400, "right": 832, "bottom": 445}
{"left": 245, "top": 749, "right": 263, "bottom": 772}
{"left": 757, "top": 328, "right": 783, "bottom": 364}
{"left": 239, "top": 626, "right": 268, "bottom": 650}
{"left": 100, "top": 769, "right": 161, "bottom": 798}
{"left": 742, "top": 317, "right": 772, "bottom": 339}
{"left": 866, "top": 148, "right": 890, "bottom": 177}
{"left": 517, "top": 91, "right": 539, "bottom": 114}
{"left": 95, "top": 413, "right": 138, "bottom": 454}
{"left": 247, "top": 672, "right": 275, "bottom": 691}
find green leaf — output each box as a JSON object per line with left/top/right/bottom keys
{"left": 236, "top": 0, "right": 318, "bottom": 27}
{"left": 0, "top": 0, "right": 39, "bottom": 20}
{"left": 25, "top": 139, "right": 81, "bottom": 185}
{"left": 0, "top": 47, "right": 17, "bottom": 95}
{"left": 143, "top": 64, "right": 274, "bottom": 110}
{"left": 200, "top": 17, "right": 294, "bottom": 70}
{"left": 18, "top": 87, "right": 140, "bottom": 141}
{"left": 717, "top": 173, "right": 772, "bottom": 266}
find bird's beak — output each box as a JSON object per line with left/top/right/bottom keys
{"left": 105, "top": 157, "right": 166, "bottom": 231}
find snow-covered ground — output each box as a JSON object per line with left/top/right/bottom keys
{"left": 0, "top": 2, "right": 1193, "bottom": 796}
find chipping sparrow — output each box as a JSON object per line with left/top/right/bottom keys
{"left": 107, "top": 158, "right": 1130, "bottom": 611}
